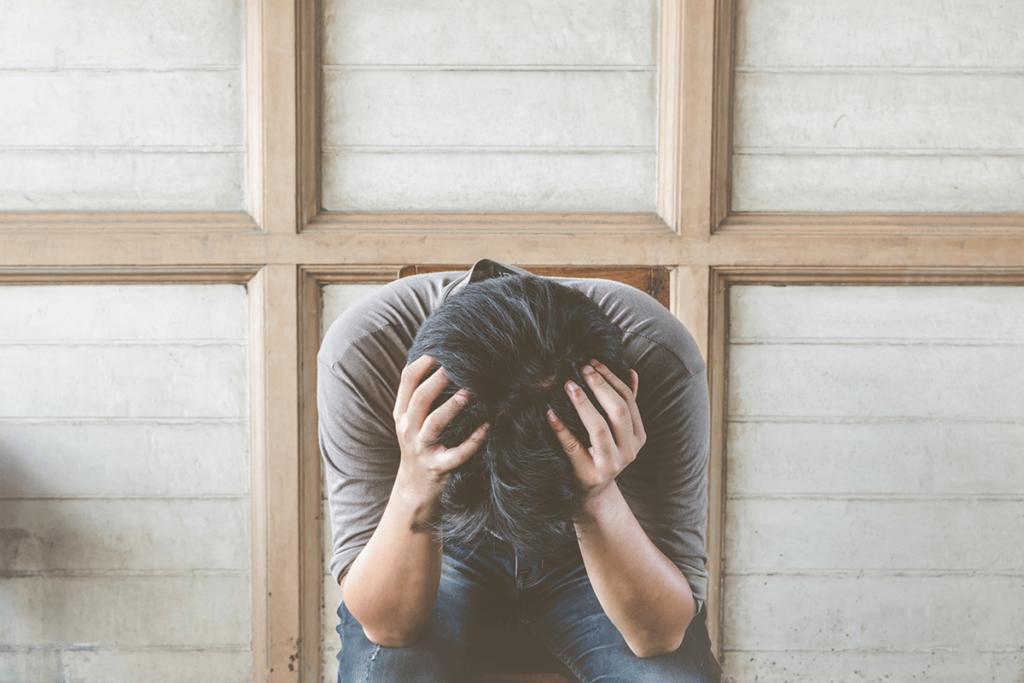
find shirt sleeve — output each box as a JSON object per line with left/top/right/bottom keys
{"left": 616, "top": 330, "right": 711, "bottom": 612}
{"left": 317, "top": 321, "right": 410, "bottom": 584}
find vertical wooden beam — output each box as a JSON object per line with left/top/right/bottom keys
{"left": 297, "top": 0, "right": 321, "bottom": 228}
{"left": 704, "top": 269, "right": 729, "bottom": 663}
{"left": 246, "top": 0, "right": 265, "bottom": 227}
{"left": 677, "top": 0, "right": 717, "bottom": 240}
{"left": 672, "top": 265, "right": 710, "bottom": 362}
{"left": 253, "top": 0, "right": 299, "bottom": 235}
{"left": 298, "top": 268, "right": 325, "bottom": 683}
{"left": 250, "top": 266, "right": 302, "bottom": 683}
{"left": 657, "top": 0, "right": 684, "bottom": 233}
{"left": 710, "top": 0, "right": 736, "bottom": 231}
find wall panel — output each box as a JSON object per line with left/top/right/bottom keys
{"left": 0, "top": 284, "right": 251, "bottom": 682}
{"left": 723, "top": 285, "right": 1024, "bottom": 682}
{"left": 0, "top": 0, "right": 245, "bottom": 211}
{"left": 320, "top": 0, "right": 659, "bottom": 212}
{"left": 732, "top": 0, "right": 1024, "bottom": 213}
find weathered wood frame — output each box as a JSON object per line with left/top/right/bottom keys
{"left": 2, "top": 0, "right": 1023, "bottom": 680}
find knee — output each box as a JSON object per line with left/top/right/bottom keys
{"left": 336, "top": 641, "right": 449, "bottom": 683}
{"left": 335, "top": 604, "right": 459, "bottom": 683}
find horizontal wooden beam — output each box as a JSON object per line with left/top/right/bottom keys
{"left": 3, "top": 229, "right": 1024, "bottom": 270}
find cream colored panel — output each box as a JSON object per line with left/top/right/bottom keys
{"left": 736, "top": 0, "right": 1024, "bottom": 68}
{"left": 734, "top": 74, "right": 1024, "bottom": 152}
{"left": 732, "top": 154, "right": 1024, "bottom": 213}
{"left": 733, "top": 0, "right": 1024, "bottom": 213}
{"left": 0, "top": 284, "right": 248, "bottom": 341}
{"left": 0, "top": 345, "right": 247, "bottom": 418}
{"left": 0, "top": 0, "right": 243, "bottom": 68}
{"left": 0, "top": 151, "right": 244, "bottom": 211}
{"left": 320, "top": 283, "right": 385, "bottom": 682}
{"left": 324, "top": 151, "right": 656, "bottom": 212}
{"left": 725, "top": 576, "right": 1024, "bottom": 651}
{"left": 0, "top": 0, "right": 245, "bottom": 211}
{"left": 728, "top": 344, "right": 1024, "bottom": 419}
{"left": 0, "top": 651, "right": 250, "bottom": 683}
{"left": 726, "top": 652, "right": 1024, "bottom": 683}
{"left": 1, "top": 576, "right": 250, "bottom": 645}
{"left": 0, "top": 284, "right": 251, "bottom": 681}
{"left": 324, "top": 0, "right": 657, "bottom": 66}
{"left": 323, "top": 71, "right": 655, "bottom": 148}
{"left": 0, "top": 72, "right": 243, "bottom": 148}
{"left": 725, "top": 500, "right": 1023, "bottom": 571}
{"left": 728, "top": 422, "right": 1024, "bottom": 496}
{"left": 1, "top": 500, "right": 248, "bottom": 571}
{"left": 321, "top": 0, "right": 658, "bottom": 212}
{"left": 731, "top": 286, "right": 1024, "bottom": 342}
{"left": 0, "top": 424, "right": 248, "bottom": 497}
{"left": 724, "top": 285, "right": 1024, "bottom": 682}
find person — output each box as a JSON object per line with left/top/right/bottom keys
{"left": 318, "top": 259, "right": 716, "bottom": 683}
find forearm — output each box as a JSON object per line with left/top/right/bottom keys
{"left": 340, "top": 471, "right": 443, "bottom": 647}
{"left": 575, "top": 483, "right": 696, "bottom": 658}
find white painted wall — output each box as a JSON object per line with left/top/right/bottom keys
{"left": 0, "top": 0, "right": 245, "bottom": 211}
{"left": 0, "top": 285, "right": 251, "bottom": 682}
{"left": 732, "top": 0, "right": 1024, "bottom": 212}
{"left": 724, "top": 285, "right": 1024, "bottom": 682}
{"left": 319, "top": 283, "right": 386, "bottom": 680}
{"left": 320, "top": 0, "right": 659, "bottom": 212}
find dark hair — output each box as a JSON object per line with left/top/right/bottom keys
{"left": 407, "top": 274, "right": 631, "bottom": 558}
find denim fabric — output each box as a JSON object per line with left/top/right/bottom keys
{"left": 336, "top": 538, "right": 717, "bottom": 683}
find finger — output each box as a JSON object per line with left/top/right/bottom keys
{"left": 405, "top": 364, "right": 452, "bottom": 430}
{"left": 546, "top": 409, "right": 592, "bottom": 472}
{"left": 580, "top": 364, "right": 634, "bottom": 448}
{"left": 590, "top": 360, "right": 644, "bottom": 442}
{"left": 564, "top": 378, "right": 616, "bottom": 454}
{"left": 434, "top": 423, "right": 488, "bottom": 473}
{"left": 394, "top": 355, "right": 437, "bottom": 418}
{"left": 420, "top": 387, "right": 470, "bottom": 443}
{"left": 629, "top": 369, "right": 646, "bottom": 444}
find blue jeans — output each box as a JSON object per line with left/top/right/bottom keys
{"left": 336, "top": 537, "right": 716, "bottom": 683}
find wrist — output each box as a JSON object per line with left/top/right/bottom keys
{"left": 391, "top": 466, "right": 445, "bottom": 529}
{"left": 575, "top": 481, "right": 626, "bottom": 530}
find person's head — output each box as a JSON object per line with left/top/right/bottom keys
{"left": 407, "top": 274, "right": 631, "bottom": 558}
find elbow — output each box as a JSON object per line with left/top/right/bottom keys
{"left": 361, "top": 624, "right": 424, "bottom": 649}
{"left": 624, "top": 622, "right": 689, "bottom": 659}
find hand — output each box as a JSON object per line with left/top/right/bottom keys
{"left": 547, "top": 360, "right": 647, "bottom": 507}
{"left": 392, "top": 355, "right": 487, "bottom": 507}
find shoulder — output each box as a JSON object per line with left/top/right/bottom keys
{"left": 317, "top": 271, "right": 460, "bottom": 372}
{"left": 559, "top": 277, "right": 705, "bottom": 381}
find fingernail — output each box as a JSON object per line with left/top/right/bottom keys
{"left": 566, "top": 380, "right": 579, "bottom": 394}
{"left": 581, "top": 365, "right": 595, "bottom": 375}
{"left": 590, "top": 359, "right": 604, "bottom": 369}
{"left": 546, "top": 409, "right": 558, "bottom": 423}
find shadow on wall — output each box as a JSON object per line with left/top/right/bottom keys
{"left": 0, "top": 441, "right": 94, "bottom": 679}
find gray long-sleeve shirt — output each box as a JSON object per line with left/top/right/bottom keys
{"left": 317, "top": 259, "right": 711, "bottom": 607}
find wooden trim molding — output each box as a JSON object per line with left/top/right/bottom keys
{"left": 297, "top": 266, "right": 405, "bottom": 683}
{"left": 0, "top": 212, "right": 259, "bottom": 233}
{"left": 717, "top": 212, "right": 1024, "bottom": 236}
{"left": 298, "top": 0, "right": 725, "bottom": 238}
